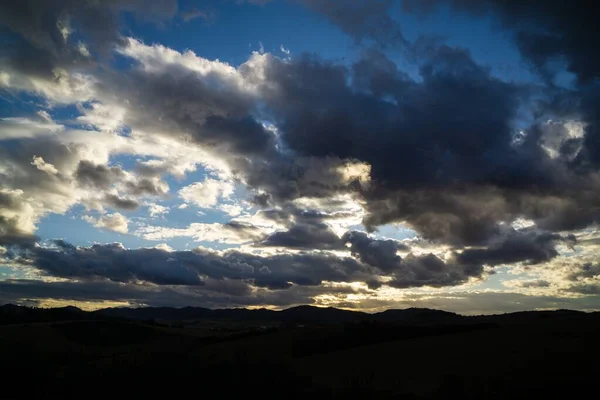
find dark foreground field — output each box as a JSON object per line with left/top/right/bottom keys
{"left": 1, "top": 305, "right": 599, "bottom": 399}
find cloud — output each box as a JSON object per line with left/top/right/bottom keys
{"left": 301, "top": 0, "right": 406, "bottom": 47}
{"left": 103, "top": 194, "right": 139, "bottom": 211}
{"left": 0, "top": 196, "right": 38, "bottom": 247}
{"left": 83, "top": 213, "right": 129, "bottom": 234}
{"left": 147, "top": 203, "right": 169, "bottom": 218}
{"left": 341, "top": 230, "right": 482, "bottom": 289}
{"left": 136, "top": 221, "right": 266, "bottom": 244}
{"left": 30, "top": 156, "right": 58, "bottom": 175}
{"left": 568, "top": 264, "right": 600, "bottom": 281}
{"left": 75, "top": 160, "right": 124, "bottom": 189}
{"left": 2, "top": 0, "right": 600, "bottom": 311}
{"left": 457, "top": 231, "right": 575, "bottom": 267}
{"left": 110, "top": 38, "right": 276, "bottom": 160}
{"left": 75, "top": 160, "right": 168, "bottom": 198}
{"left": 0, "top": 135, "right": 87, "bottom": 239}
{"left": 387, "top": 253, "right": 483, "bottom": 289}
{"left": 6, "top": 276, "right": 599, "bottom": 314}
{"left": 261, "top": 221, "right": 344, "bottom": 250}
{"left": 181, "top": 8, "right": 212, "bottom": 23}
{"left": 217, "top": 203, "right": 244, "bottom": 217}
{"left": 8, "top": 234, "right": 488, "bottom": 292}
{"left": 23, "top": 241, "right": 369, "bottom": 289}
{"left": 179, "top": 178, "right": 234, "bottom": 208}
{"left": 251, "top": 47, "right": 584, "bottom": 246}
{"left": 0, "top": 112, "right": 191, "bottom": 246}
{"left": 343, "top": 231, "right": 409, "bottom": 273}
{"left": 402, "top": 0, "right": 599, "bottom": 84}
{"left": 0, "top": 0, "right": 177, "bottom": 103}
{"left": 125, "top": 177, "right": 169, "bottom": 197}
{"left": 0, "top": 117, "right": 63, "bottom": 140}
{"left": 0, "top": 277, "right": 365, "bottom": 310}
{"left": 34, "top": 242, "right": 203, "bottom": 286}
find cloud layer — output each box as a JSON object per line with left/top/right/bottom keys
{"left": 1, "top": 0, "right": 599, "bottom": 311}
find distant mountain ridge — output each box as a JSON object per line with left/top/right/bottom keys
{"left": 0, "top": 303, "right": 462, "bottom": 325}
{"left": 93, "top": 304, "right": 464, "bottom": 324}
{"left": 0, "top": 303, "right": 589, "bottom": 326}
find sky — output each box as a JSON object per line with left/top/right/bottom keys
{"left": 0, "top": 0, "right": 599, "bottom": 314}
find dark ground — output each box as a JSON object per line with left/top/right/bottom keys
{"left": 1, "top": 304, "right": 599, "bottom": 399}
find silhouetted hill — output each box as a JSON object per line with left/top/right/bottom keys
{"left": 2, "top": 303, "right": 600, "bottom": 398}
{"left": 0, "top": 303, "right": 88, "bottom": 324}
{"left": 95, "top": 305, "right": 214, "bottom": 321}
{"left": 375, "top": 307, "right": 460, "bottom": 323}
{"left": 3, "top": 303, "right": 596, "bottom": 326}
{"left": 279, "top": 305, "right": 369, "bottom": 323}
{"left": 93, "top": 304, "right": 452, "bottom": 324}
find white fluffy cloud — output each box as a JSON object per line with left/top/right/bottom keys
{"left": 217, "top": 203, "right": 244, "bottom": 216}
{"left": 179, "top": 178, "right": 234, "bottom": 208}
{"left": 30, "top": 156, "right": 59, "bottom": 175}
{"left": 83, "top": 213, "right": 129, "bottom": 234}
{"left": 147, "top": 203, "right": 170, "bottom": 218}
{"left": 136, "top": 221, "right": 265, "bottom": 244}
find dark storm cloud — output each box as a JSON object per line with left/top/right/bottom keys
{"left": 75, "top": 160, "right": 124, "bottom": 189}
{"left": 388, "top": 253, "right": 482, "bottom": 289}
{"left": 403, "top": 0, "right": 599, "bottom": 84}
{"left": 242, "top": 0, "right": 405, "bottom": 46}
{"left": 400, "top": 1, "right": 600, "bottom": 196}
{"left": 255, "top": 204, "right": 363, "bottom": 251}
{"left": 20, "top": 237, "right": 488, "bottom": 291}
{"left": 0, "top": 0, "right": 177, "bottom": 75}
{"left": 252, "top": 45, "right": 600, "bottom": 247}
{"left": 103, "top": 194, "right": 139, "bottom": 211}
{"left": 340, "top": 230, "right": 482, "bottom": 288}
{"left": 254, "top": 49, "right": 520, "bottom": 244}
{"left": 260, "top": 220, "right": 343, "bottom": 250}
{"left": 238, "top": 155, "right": 367, "bottom": 203}
{"left": 27, "top": 241, "right": 369, "bottom": 289}
{"left": 201, "top": 115, "right": 276, "bottom": 156}
{"left": 362, "top": 187, "right": 508, "bottom": 246}
{"left": 342, "top": 230, "right": 408, "bottom": 273}
{"left": 262, "top": 46, "right": 530, "bottom": 190}
{"left": 457, "top": 231, "right": 575, "bottom": 267}
{"left": 301, "top": 0, "right": 406, "bottom": 47}
{"left": 250, "top": 193, "right": 273, "bottom": 208}
{"left": 125, "top": 178, "right": 168, "bottom": 196}
{"left": 573, "top": 85, "right": 600, "bottom": 170}
{"left": 35, "top": 242, "right": 204, "bottom": 286}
